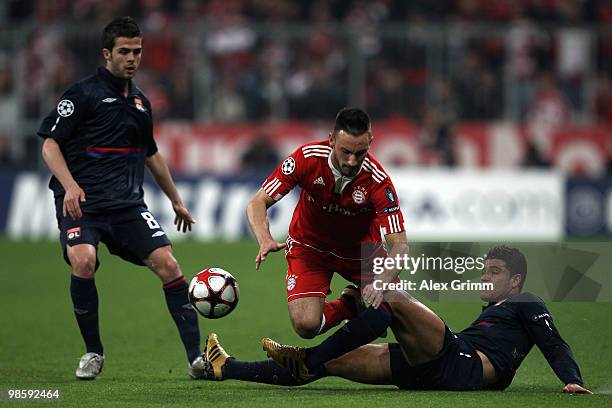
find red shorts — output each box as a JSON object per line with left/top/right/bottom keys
{"left": 285, "top": 240, "right": 380, "bottom": 302}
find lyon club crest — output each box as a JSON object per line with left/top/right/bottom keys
{"left": 134, "top": 97, "right": 147, "bottom": 112}
{"left": 352, "top": 186, "right": 367, "bottom": 204}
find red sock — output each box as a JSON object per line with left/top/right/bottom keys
{"left": 319, "top": 295, "right": 358, "bottom": 334}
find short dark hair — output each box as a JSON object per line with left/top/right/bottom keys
{"left": 102, "top": 16, "right": 141, "bottom": 51}
{"left": 333, "top": 107, "right": 371, "bottom": 137}
{"left": 486, "top": 246, "right": 527, "bottom": 290}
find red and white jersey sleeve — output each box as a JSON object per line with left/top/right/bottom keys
{"left": 261, "top": 147, "right": 307, "bottom": 201}
{"left": 370, "top": 179, "right": 406, "bottom": 236}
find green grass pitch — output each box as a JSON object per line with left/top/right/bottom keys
{"left": 1, "top": 239, "right": 611, "bottom": 407}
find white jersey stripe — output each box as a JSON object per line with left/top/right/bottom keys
{"left": 394, "top": 214, "right": 403, "bottom": 232}
{"left": 304, "top": 153, "right": 331, "bottom": 158}
{"left": 302, "top": 146, "right": 331, "bottom": 152}
{"left": 268, "top": 179, "right": 281, "bottom": 194}
{"left": 264, "top": 179, "right": 281, "bottom": 195}
{"left": 387, "top": 215, "right": 396, "bottom": 233}
{"left": 303, "top": 149, "right": 331, "bottom": 156}
{"left": 302, "top": 149, "right": 331, "bottom": 155}
{"left": 363, "top": 163, "right": 384, "bottom": 182}
{"left": 287, "top": 291, "right": 327, "bottom": 300}
{"left": 364, "top": 158, "right": 387, "bottom": 179}
{"left": 302, "top": 145, "right": 331, "bottom": 151}
{"left": 268, "top": 180, "right": 281, "bottom": 196}
{"left": 263, "top": 177, "right": 279, "bottom": 191}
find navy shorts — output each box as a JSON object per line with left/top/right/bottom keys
{"left": 56, "top": 205, "right": 171, "bottom": 270}
{"left": 389, "top": 326, "right": 484, "bottom": 391}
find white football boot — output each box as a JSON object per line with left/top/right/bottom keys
{"left": 75, "top": 352, "right": 104, "bottom": 380}
{"left": 189, "top": 355, "right": 213, "bottom": 379}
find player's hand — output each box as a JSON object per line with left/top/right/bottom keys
{"left": 362, "top": 283, "right": 384, "bottom": 309}
{"left": 562, "top": 384, "right": 592, "bottom": 394}
{"left": 63, "top": 184, "right": 86, "bottom": 220}
{"left": 256, "top": 239, "right": 287, "bottom": 270}
{"left": 172, "top": 201, "right": 196, "bottom": 233}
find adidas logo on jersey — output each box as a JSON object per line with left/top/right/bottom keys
{"left": 313, "top": 177, "right": 325, "bottom": 185}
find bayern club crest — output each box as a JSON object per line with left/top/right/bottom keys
{"left": 352, "top": 186, "right": 367, "bottom": 204}
{"left": 287, "top": 274, "right": 298, "bottom": 291}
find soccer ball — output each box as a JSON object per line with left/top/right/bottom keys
{"left": 188, "top": 268, "right": 240, "bottom": 319}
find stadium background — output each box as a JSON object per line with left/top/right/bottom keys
{"left": 0, "top": 1, "right": 611, "bottom": 407}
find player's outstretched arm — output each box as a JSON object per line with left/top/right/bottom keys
{"left": 145, "top": 151, "right": 195, "bottom": 232}
{"left": 362, "top": 231, "right": 409, "bottom": 308}
{"left": 41, "top": 137, "right": 85, "bottom": 220}
{"left": 563, "top": 383, "right": 593, "bottom": 394}
{"left": 246, "top": 189, "right": 286, "bottom": 270}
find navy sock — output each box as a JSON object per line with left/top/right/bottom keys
{"left": 70, "top": 275, "right": 103, "bottom": 355}
{"left": 305, "top": 303, "right": 392, "bottom": 373}
{"left": 222, "top": 359, "right": 305, "bottom": 386}
{"left": 163, "top": 277, "right": 201, "bottom": 363}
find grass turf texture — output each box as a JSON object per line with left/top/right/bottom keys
{"left": 1, "top": 239, "right": 611, "bottom": 408}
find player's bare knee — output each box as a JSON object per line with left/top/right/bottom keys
{"left": 158, "top": 255, "right": 182, "bottom": 282}
{"left": 292, "top": 318, "right": 320, "bottom": 339}
{"left": 70, "top": 255, "right": 96, "bottom": 278}
{"left": 163, "top": 255, "right": 180, "bottom": 275}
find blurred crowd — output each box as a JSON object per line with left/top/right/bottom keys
{"left": 0, "top": 0, "right": 611, "bottom": 171}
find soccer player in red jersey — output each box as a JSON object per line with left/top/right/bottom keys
{"left": 247, "top": 107, "right": 409, "bottom": 339}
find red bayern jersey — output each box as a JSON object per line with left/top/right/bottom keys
{"left": 261, "top": 140, "right": 405, "bottom": 259}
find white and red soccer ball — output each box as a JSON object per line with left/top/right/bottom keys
{"left": 188, "top": 268, "right": 240, "bottom": 319}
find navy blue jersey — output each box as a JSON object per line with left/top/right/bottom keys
{"left": 458, "top": 292, "right": 583, "bottom": 389}
{"left": 38, "top": 67, "right": 158, "bottom": 213}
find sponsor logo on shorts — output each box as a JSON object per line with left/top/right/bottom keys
{"left": 67, "top": 227, "right": 81, "bottom": 240}
{"left": 281, "top": 157, "right": 296, "bottom": 175}
{"left": 151, "top": 231, "right": 166, "bottom": 238}
{"left": 287, "top": 274, "right": 298, "bottom": 291}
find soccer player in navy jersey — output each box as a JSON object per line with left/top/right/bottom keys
{"left": 38, "top": 17, "right": 204, "bottom": 380}
{"left": 200, "top": 246, "right": 591, "bottom": 394}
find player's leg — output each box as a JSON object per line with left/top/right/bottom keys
{"left": 286, "top": 245, "right": 357, "bottom": 338}
{"left": 205, "top": 333, "right": 390, "bottom": 386}
{"left": 265, "top": 291, "right": 441, "bottom": 381}
{"left": 324, "top": 344, "right": 392, "bottom": 385}
{"left": 109, "top": 207, "right": 201, "bottom": 371}
{"left": 67, "top": 243, "right": 102, "bottom": 356}
{"left": 288, "top": 297, "right": 325, "bottom": 339}
{"left": 301, "top": 257, "right": 393, "bottom": 373}
{"left": 144, "top": 245, "right": 202, "bottom": 367}
{"left": 67, "top": 244, "right": 104, "bottom": 371}
{"left": 318, "top": 285, "right": 363, "bottom": 334}
{"left": 203, "top": 333, "right": 302, "bottom": 386}
{"left": 59, "top": 212, "right": 105, "bottom": 379}
{"left": 384, "top": 290, "right": 446, "bottom": 365}
{"left": 301, "top": 302, "right": 392, "bottom": 375}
